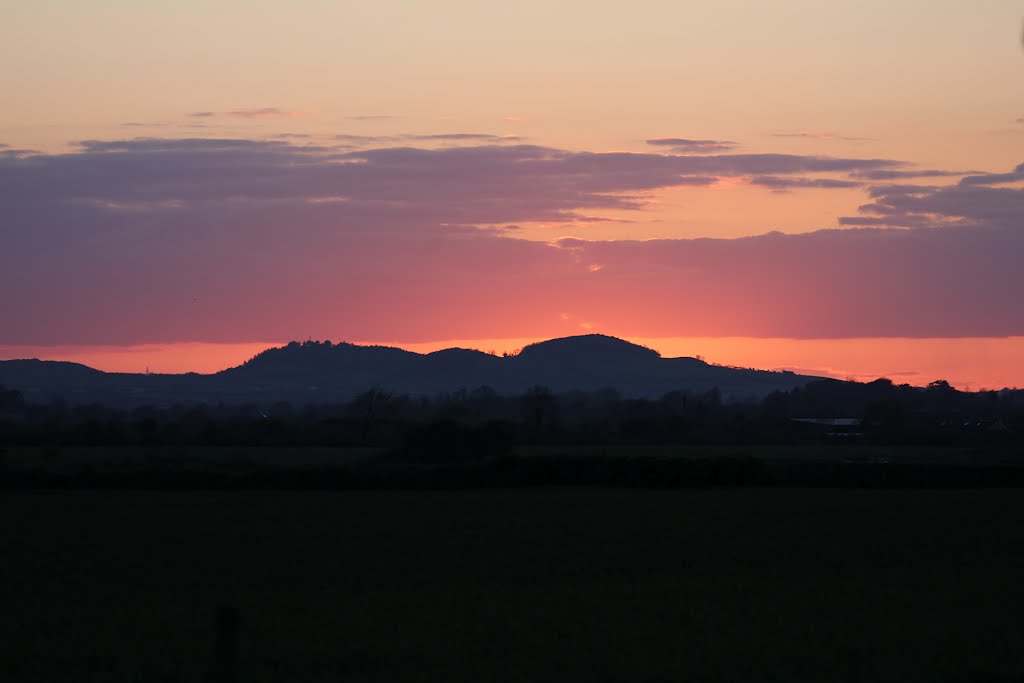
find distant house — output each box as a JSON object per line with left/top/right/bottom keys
{"left": 790, "top": 418, "right": 863, "bottom": 438}
{"left": 962, "top": 417, "right": 1011, "bottom": 433}
{"left": 937, "top": 416, "right": 1012, "bottom": 433}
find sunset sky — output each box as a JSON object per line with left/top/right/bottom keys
{"left": 2, "top": 1, "right": 1023, "bottom": 388}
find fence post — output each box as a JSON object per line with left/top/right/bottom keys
{"left": 214, "top": 604, "right": 240, "bottom": 683}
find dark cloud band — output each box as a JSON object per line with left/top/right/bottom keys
{"left": 2, "top": 137, "right": 1014, "bottom": 345}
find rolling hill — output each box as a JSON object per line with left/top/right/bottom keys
{"left": 0, "top": 334, "right": 822, "bottom": 406}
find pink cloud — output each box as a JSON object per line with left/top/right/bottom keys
{"left": 2, "top": 137, "right": 1015, "bottom": 346}
{"left": 188, "top": 108, "right": 313, "bottom": 119}
{"left": 226, "top": 108, "right": 312, "bottom": 119}
{"left": 771, "top": 131, "right": 875, "bottom": 142}
{"left": 646, "top": 138, "right": 736, "bottom": 153}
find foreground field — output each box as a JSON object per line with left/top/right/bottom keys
{"left": 3, "top": 489, "right": 1024, "bottom": 682}
{"left": 4, "top": 443, "right": 1022, "bottom": 473}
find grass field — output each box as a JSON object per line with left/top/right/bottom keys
{"left": 3, "top": 488, "right": 1024, "bottom": 682}
{"left": 4, "top": 443, "right": 1021, "bottom": 475}
{"left": 0, "top": 446, "right": 383, "bottom": 474}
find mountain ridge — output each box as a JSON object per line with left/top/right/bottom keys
{"left": 0, "top": 334, "right": 822, "bottom": 406}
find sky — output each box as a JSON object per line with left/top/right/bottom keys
{"left": 1, "top": 1, "right": 1023, "bottom": 388}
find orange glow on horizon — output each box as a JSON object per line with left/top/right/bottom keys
{"left": 0, "top": 342, "right": 284, "bottom": 376}
{"left": 3, "top": 336, "right": 1023, "bottom": 392}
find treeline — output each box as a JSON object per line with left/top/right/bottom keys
{"left": 1, "top": 378, "right": 1022, "bottom": 452}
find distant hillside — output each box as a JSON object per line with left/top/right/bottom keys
{"left": 0, "top": 334, "right": 822, "bottom": 406}
{"left": 0, "top": 359, "right": 106, "bottom": 384}
{"left": 517, "top": 335, "right": 660, "bottom": 362}
{"left": 225, "top": 341, "right": 422, "bottom": 382}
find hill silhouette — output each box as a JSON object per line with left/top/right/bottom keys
{"left": 0, "top": 334, "right": 820, "bottom": 406}
{"left": 517, "top": 334, "right": 660, "bottom": 362}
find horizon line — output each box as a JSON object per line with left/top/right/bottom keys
{"left": 3, "top": 334, "right": 1024, "bottom": 392}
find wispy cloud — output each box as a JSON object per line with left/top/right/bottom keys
{"left": 3, "top": 137, "right": 902, "bottom": 223}
{"left": 839, "top": 165, "right": 1024, "bottom": 229}
{"left": 646, "top": 138, "right": 736, "bottom": 153}
{"left": 851, "top": 168, "right": 967, "bottom": 180}
{"left": 420, "top": 133, "right": 520, "bottom": 141}
{"left": 772, "top": 131, "right": 875, "bottom": 142}
{"left": 346, "top": 115, "right": 398, "bottom": 121}
{"left": 188, "top": 108, "right": 312, "bottom": 120}
{"left": 226, "top": 108, "right": 312, "bottom": 119}
{"left": 119, "top": 121, "right": 178, "bottom": 129}
{"left": 334, "top": 132, "right": 522, "bottom": 147}
{"left": 749, "top": 176, "right": 861, "bottom": 190}
{"left": 0, "top": 147, "right": 37, "bottom": 158}
{"left": 957, "top": 163, "right": 1024, "bottom": 186}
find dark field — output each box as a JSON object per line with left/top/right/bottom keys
{"left": 4, "top": 488, "right": 1024, "bottom": 682}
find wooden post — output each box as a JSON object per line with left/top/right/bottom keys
{"left": 214, "top": 604, "right": 240, "bottom": 683}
